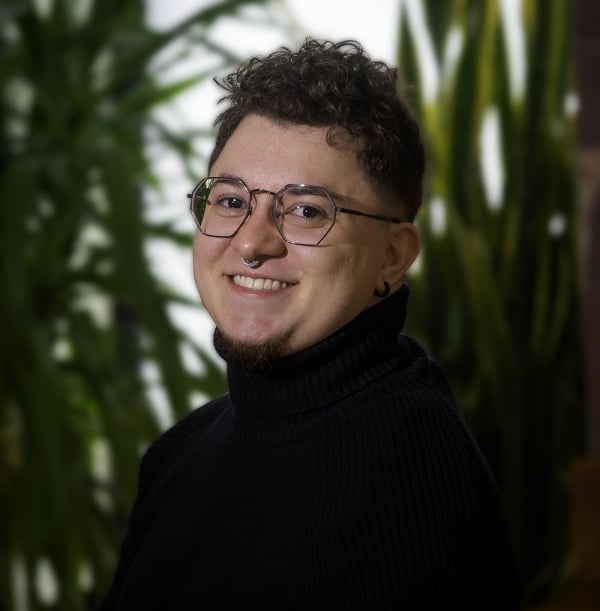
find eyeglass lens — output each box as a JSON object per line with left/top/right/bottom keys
{"left": 190, "top": 177, "right": 337, "bottom": 245}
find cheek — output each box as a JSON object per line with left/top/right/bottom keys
{"left": 192, "top": 236, "right": 204, "bottom": 288}
{"left": 306, "top": 248, "right": 377, "bottom": 308}
{"left": 324, "top": 241, "right": 381, "bottom": 283}
{"left": 192, "top": 235, "right": 220, "bottom": 297}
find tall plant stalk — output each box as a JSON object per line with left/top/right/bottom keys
{"left": 397, "top": 0, "right": 584, "bottom": 603}
{"left": 0, "top": 1, "right": 271, "bottom": 609}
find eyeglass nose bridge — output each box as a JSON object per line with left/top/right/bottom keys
{"left": 249, "top": 187, "right": 279, "bottom": 200}
{"left": 233, "top": 187, "right": 282, "bottom": 235}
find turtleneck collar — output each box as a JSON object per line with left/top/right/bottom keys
{"left": 225, "top": 285, "right": 410, "bottom": 421}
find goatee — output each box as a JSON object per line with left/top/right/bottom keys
{"left": 213, "top": 327, "right": 291, "bottom": 372}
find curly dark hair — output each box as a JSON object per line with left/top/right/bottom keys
{"left": 209, "top": 39, "right": 424, "bottom": 220}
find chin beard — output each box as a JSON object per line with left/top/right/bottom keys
{"left": 213, "top": 327, "right": 292, "bottom": 372}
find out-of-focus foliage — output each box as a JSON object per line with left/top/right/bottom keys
{"left": 0, "top": 0, "right": 271, "bottom": 609}
{"left": 1, "top": 0, "right": 585, "bottom": 608}
{"left": 399, "top": 0, "right": 584, "bottom": 605}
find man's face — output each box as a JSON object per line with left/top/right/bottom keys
{"left": 193, "top": 114, "right": 409, "bottom": 362}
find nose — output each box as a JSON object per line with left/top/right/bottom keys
{"left": 230, "top": 191, "right": 286, "bottom": 261}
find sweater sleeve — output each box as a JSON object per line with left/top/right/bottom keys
{"left": 100, "top": 397, "right": 229, "bottom": 611}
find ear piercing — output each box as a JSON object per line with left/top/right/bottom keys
{"left": 373, "top": 281, "right": 390, "bottom": 298}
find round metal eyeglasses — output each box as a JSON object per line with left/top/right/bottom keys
{"left": 188, "top": 176, "right": 403, "bottom": 247}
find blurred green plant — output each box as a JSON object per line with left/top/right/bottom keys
{"left": 398, "top": 0, "right": 584, "bottom": 604}
{"left": 0, "top": 0, "right": 273, "bottom": 609}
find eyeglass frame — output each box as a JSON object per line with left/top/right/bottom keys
{"left": 188, "top": 176, "right": 404, "bottom": 247}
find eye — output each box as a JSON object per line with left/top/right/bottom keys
{"left": 288, "top": 204, "right": 327, "bottom": 221}
{"left": 209, "top": 178, "right": 250, "bottom": 216}
{"left": 279, "top": 187, "right": 334, "bottom": 227}
{"left": 215, "top": 195, "right": 246, "bottom": 210}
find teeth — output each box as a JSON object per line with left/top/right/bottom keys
{"left": 234, "top": 275, "right": 289, "bottom": 291}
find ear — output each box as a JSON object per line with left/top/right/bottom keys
{"left": 377, "top": 222, "right": 420, "bottom": 290}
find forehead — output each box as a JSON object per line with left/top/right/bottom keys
{"left": 210, "top": 115, "right": 372, "bottom": 198}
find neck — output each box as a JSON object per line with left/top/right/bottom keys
{"left": 224, "top": 285, "right": 410, "bottom": 421}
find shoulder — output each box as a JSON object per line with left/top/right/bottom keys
{"left": 136, "top": 395, "right": 230, "bottom": 501}
{"left": 353, "top": 336, "right": 502, "bottom": 506}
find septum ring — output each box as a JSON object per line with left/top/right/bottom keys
{"left": 242, "top": 256, "right": 261, "bottom": 269}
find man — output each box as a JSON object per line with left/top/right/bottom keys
{"left": 102, "top": 39, "right": 520, "bottom": 610}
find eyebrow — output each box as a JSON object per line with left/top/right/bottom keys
{"left": 209, "top": 174, "right": 358, "bottom": 206}
{"left": 213, "top": 173, "right": 244, "bottom": 181}
{"left": 326, "top": 188, "right": 363, "bottom": 208}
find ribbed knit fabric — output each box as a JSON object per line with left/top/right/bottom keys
{"left": 101, "top": 286, "right": 520, "bottom": 610}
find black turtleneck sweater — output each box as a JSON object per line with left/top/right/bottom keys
{"left": 101, "top": 286, "right": 520, "bottom": 610}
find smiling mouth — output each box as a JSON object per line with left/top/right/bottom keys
{"left": 233, "top": 275, "right": 290, "bottom": 291}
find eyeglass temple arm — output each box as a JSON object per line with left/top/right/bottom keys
{"left": 335, "top": 206, "right": 403, "bottom": 224}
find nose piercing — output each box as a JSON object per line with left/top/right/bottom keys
{"left": 242, "top": 256, "right": 261, "bottom": 269}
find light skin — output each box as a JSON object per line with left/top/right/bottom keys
{"left": 193, "top": 114, "right": 420, "bottom": 364}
